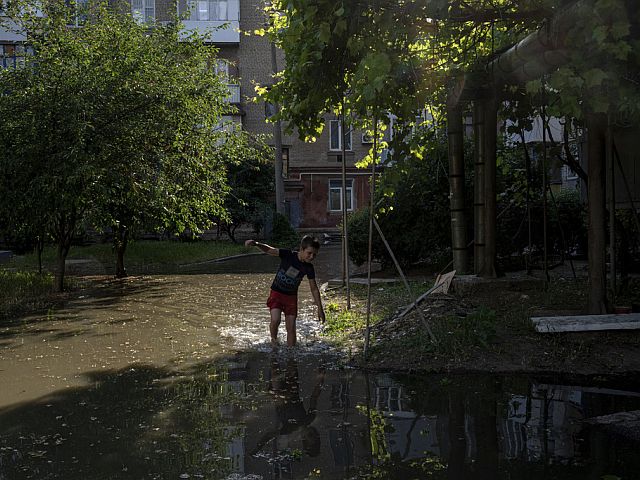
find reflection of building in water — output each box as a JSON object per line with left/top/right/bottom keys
{"left": 521, "top": 385, "right": 582, "bottom": 463}
{"left": 374, "top": 374, "right": 442, "bottom": 460}
{"left": 372, "top": 376, "right": 640, "bottom": 470}
{"left": 215, "top": 359, "right": 640, "bottom": 477}
{"left": 500, "top": 386, "right": 584, "bottom": 463}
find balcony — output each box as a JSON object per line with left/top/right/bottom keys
{"left": 224, "top": 83, "right": 240, "bottom": 104}
{"left": 178, "top": 0, "right": 239, "bottom": 43}
{"left": 0, "top": 19, "right": 27, "bottom": 42}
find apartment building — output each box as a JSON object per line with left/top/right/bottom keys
{"left": 0, "top": 0, "right": 373, "bottom": 231}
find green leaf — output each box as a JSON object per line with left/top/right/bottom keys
{"left": 318, "top": 22, "right": 331, "bottom": 44}
{"left": 584, "top": 68, "right": 608, "bottom": 88}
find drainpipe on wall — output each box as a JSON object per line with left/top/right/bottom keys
{"left": 447, "top": 103, "right": 468, "bottom": 274}
{"left": 473, "top": 100, "right": 486, "bottom": 274}
{"left": 482, "top": 94, "right": 498, "bottom": 278}
{"left": 270, "top": 41, "right": 285, "bottom": 215}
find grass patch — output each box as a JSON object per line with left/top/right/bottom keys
{"left": 322, "top": 281, "right": 432, "bottom": 345}
{"left": 0, "top": 270, "right": 74, "bottom": 319}
{"left": 9, "top": 240, "right": 250, "bottom": 272}
{"left": 368, "top": 307, "right": 498, "bottom": 362}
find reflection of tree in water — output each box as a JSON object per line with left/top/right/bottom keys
{"left": 0, "top": 363, "right": 243, "bottom": 479}
{"left": 252, "top": 356, "right": 325, "bottom": 474}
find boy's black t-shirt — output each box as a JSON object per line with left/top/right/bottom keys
{"left": 271, "top": 249, "right": 316, "bottom": 295}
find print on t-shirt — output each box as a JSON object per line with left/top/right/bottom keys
{"left": 271, "top": 249, "right": 315, "bottom": 295}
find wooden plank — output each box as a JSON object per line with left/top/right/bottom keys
{"left": 395, "top": 270, "right": 457, "bottom": 320}
{"left": 532, "top": 313, "right": 640, "bottom": 333}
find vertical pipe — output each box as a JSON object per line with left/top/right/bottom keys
{"left": 364, "top": 117, "right": 378, "bottom": 359}
{"left": 587, "top": 114, "right": 608, "bottom": 314}
{"left": 270, "top": 42, "right": 285, "bottom": 215}
{"left": 447, "top": 103, "right": 468, "bottom": 274}
{"left": 341, "top": 106, "right": 351, "bottom": 309}
{"left": 473, "top": 100, "right": 486, "bottom": 274}
{"left": 483, "top": 95, "right": 498, "bottom": 277}
{"left": 607, "top": 117, "right": 616, "bottom": 298}
{"left": 542, "top": 107, "right": 549, "bottom": 283}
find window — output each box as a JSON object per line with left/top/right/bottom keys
{"left": 329, "top": 119, "right": 352, "bottom": 151}
{"left": 281, "top": 147, "right": 289, "bottom": 179}
{"left": 214, "top": 59, "right": 229, "bottom": 81}
{"left": 190, "top": 0, "right": 228, "bottom": 21}
{"left": 132, "top": 0, "right": 154, "bottom": 23}
{"left": 66, "top": 0, "right": 89, "bottom": 27}
{"left": 329, "top": 179, "right": 354, "bottom": 212}
{"left": 0, "top": 44, "right": 33, "bottom": 69}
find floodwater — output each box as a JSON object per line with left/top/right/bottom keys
{"left": 1, "top": 247, "right": 640, "bottom": 479}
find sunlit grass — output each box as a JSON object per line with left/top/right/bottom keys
{"left": 323, "top": 281, "right": 430, "bottom": 342}
{"left": 0, "top": 270, "right": 61, "bottom": 319}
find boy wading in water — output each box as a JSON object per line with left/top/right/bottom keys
{"left": 244, "top": 235, "right": 325, "bottom": 346}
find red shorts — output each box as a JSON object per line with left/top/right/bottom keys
{"left": 267, "top": 289, "right": 298, "bottom": 317}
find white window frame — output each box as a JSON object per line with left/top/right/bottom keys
{"left": 66, "top": 0, "right": 89, "bottom": 27}
{"left": 190, "top": 0, "right": 228, "bottom": 21}
{"left": 132, "top": 0, "right": 155, "bottom": 23}
{"left": 329, "top": 119, "right": 352, "bottom": 151}
{"left": 328, "top": 179, "right": 354, "bottom": 212}
{"left": 214, "top": 59, "right": 229, "bottom": 81}
{"left": 0, "top": 44, "right": 33, "bottom": 69}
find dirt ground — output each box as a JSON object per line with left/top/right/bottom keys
{"left": 352, "top": 265, "right": 640, "bottom": 376}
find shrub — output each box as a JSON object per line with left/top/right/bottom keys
{"left": 271, "top": 212, "right": 299, "bottom": 249}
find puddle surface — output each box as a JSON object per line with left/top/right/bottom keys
{"left": 1, "top": 247, "right": 640, "bottom": 479}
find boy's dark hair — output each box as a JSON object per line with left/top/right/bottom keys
{"left": 300, "top": 235, "right": 320, "bottom": 250}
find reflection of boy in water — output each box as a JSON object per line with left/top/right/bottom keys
{"left": 271, "top": 357, "right": 325, "bottom": 456}
{"left": 254, "top": 357, "right": 325, "bottom": 459}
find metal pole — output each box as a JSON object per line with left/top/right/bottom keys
{"left": 542, "top": 106, "right": 549, "bottom": 284}
{"left": 373, "top": 218, "right": 436, "bottom": 342}
{"left": 341, "top": 104, "right": 351, "bottom": 309}
{"left": 607, "top": 116, "right": 616, "bottom": 298}
{"left": 483, "top": 95, "right": 498, "bottom": 277}
{"left": 364, "top": 116, "right": 378, "bottom": 359}
{"left": 447, "top": 104, "right": 468, "bottom": 274}
{"left": 473, "top": 100, "right": 486, "bottom": 274}
{"left": 270, "top": 42, "right": 285, "bottom": 215}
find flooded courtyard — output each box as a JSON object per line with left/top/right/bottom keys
{"left": 1, "top": 249, "right": 640, "bottom": 479}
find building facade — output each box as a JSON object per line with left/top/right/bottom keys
{"left": 0, "top": 0, "right": 373, "bottom": 231}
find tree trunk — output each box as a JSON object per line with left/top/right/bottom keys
{"left": 36, "top": 235, "right": 44, "bottom": 275}
{"left": 586, "top": 114, "right": 608, "bottom": 314}
{"left": 55, "top": 239, "right": 71, "bottom": 292}
{"left": 53, "top": 210, "right": 76, "bottom": 293}
{"left": 447, "top": 103, "right": 468, "bottom": 273}
{"left": 115, "top": 224, "right": 129, "bottom": 278}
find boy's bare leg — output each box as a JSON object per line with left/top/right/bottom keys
{"left": 270, "top": 309, "right": 282, "bottom": 345}
{"left": 285, "top": 315, "right": 297, "bottom": 347}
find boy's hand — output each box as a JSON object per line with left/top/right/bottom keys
{"left": 318, "top": 308, "right": 326, "bottom": 324}
{"left": 244, "top": 239, "right": 256, "bottom": 247}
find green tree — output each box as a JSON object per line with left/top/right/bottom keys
{"left": 0, "top": 0, "right": 230, "bottom": 286}
{"left": 212, "top": 130, "right": 275, "bottom": 243}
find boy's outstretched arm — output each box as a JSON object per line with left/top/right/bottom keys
{"left": 308, "top": 279, "right": 326, "bottom": 323}
{"left": 245, "top": 239, "right": 279, "bottom": 256}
